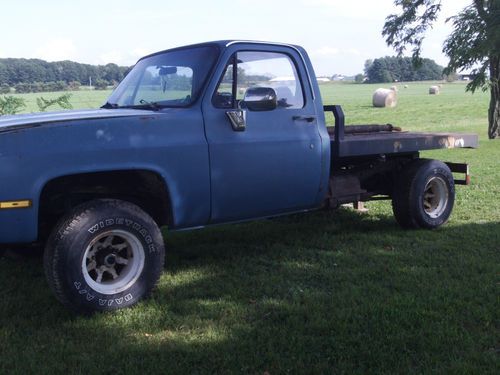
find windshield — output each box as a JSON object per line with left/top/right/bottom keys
{"left": 106, "top": 45, "right": 219, "bottom": 108}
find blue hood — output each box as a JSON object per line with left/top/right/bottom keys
{"left": 0, "top": 108, "right": 156, "bottom": 133}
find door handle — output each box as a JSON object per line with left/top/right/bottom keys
{"left": 226, "top": 110, "right": 246, "bottom": 131}
{"left": 293, "top": 115, "right": 316, "bottom": 123}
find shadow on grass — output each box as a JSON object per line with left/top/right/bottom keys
{"left": 0, "top": 209, "right": 498, "bottom": 374}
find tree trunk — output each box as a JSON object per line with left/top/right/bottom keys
{"left": 490, "top": 89, "right": 500, "bottom": 139}
{"left": 488, "top": 56, "right": 500, "bottom": 139}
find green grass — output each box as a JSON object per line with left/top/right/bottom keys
{"left": 1, "top": 82, "right": 498, "bottom": 374}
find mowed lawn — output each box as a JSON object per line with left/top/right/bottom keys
{"left": 0, "top": 82, "right": 498, "bottom": 374}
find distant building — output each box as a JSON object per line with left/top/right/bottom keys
{"left": 269, "top": 76, "right": 295, "bottom": 82}
{"left": 331, "top": 74, "right": 345, "bottom": 81}
{"left": 316, "top": 77, "right": 331, "bottom": 82}
{"left": 458, "top": 73, "right": 475, "bottom": 81}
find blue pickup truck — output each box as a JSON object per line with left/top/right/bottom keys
{"left": 0, "top": 40, "right": 477, "bottom": 313}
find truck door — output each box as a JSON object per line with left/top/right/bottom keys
{"left": 202, "top": 47, "right": 323, "bottom": 222}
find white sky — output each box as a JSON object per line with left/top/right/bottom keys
{"left": 0, "top": 0, "right": 472, "bottom": 76}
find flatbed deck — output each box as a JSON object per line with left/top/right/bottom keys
{"left": 325, "top": 105, "right": 478, "bottom": 158}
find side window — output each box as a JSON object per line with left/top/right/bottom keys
{"left": 213, "top": 51, "right": 304, "bottom": 109}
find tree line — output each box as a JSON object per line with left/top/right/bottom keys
{"left": 0, "top": 58, "right": 131, "bottom": 92}
{"left": 363, "top": 56, "right": 444, "bottom": 83}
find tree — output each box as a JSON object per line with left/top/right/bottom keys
{"left": 0, "top": 58, "right": 131, "bottom": 90}
{"left": 383, "top": 0, "right": 500, "bottom": 139}
{"left": 365, "top": 56, "right": 443, "bottom": 83}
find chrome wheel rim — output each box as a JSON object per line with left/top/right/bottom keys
{"left": 423, "top": 176, "right": 449, "bottom": 219}
{"left": 82, "top": 230, "right": 145, "bottom": 295}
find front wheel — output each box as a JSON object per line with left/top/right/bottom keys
{"left": 44, "top": 199, "right": 165, "bottom": 314}
{"left": 392, "top": 159, "right": 455, "bottom": 229}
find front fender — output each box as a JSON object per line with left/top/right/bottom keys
{"left": 0, "top": 109, "right": 211, "bottom": 243}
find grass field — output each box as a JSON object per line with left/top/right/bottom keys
{"left": 1, "top": 82, "right": 498, "bottom": 374}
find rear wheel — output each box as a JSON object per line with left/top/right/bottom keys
{"left": 44, "top": 199, "right": 165, "bottom": 314}
{"left": 392, "top": 159, "right": 455, "bottom": 229}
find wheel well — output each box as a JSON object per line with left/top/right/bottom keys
{"left": 38, "top": 170, "right": 172, "bottom": 241}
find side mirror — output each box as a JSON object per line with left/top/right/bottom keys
{"left": 158, "top": 66, "right": 177, "bottom": 76}
{"left": 242, "top": 87, "right": 277, "bottom": 111}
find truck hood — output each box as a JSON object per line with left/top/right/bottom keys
{"left": 0, "top": 108, "right": 157, "bottom": 133}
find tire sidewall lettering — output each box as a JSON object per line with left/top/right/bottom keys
{"left": 87, "top": 217, "right": 157, "bottom": 251}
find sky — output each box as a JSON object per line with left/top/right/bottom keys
{"left": 0, "top": 0, "right": 472, "bottom": 76}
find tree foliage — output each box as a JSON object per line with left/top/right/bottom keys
{"left": 365, "top": 56, "right": 443, "bottom": 83}
{"left": 383, "top": 0, "right": 500, "bottom": 138}
{"left": 0, "top": 58, "right": 131, "bottom": 92}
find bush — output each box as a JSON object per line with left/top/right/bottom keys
{"left": 444, "top": 72, "right": 458, "bottom": 82}
{"left": 68, "top": 81, "right": 81, "bottom": 91}
{"left": 354, "top": 74, "right": 365, "bottom": 83}
{"left": 36, "top": 94, "right": 73, "bottom": 112}
{"left": 94, "top": 79, "right": 109, "bottom": 90}
{"left": 14, "top": 83, "right": 31, "bottom": 93}
{"left": 31, "top": 82, "right": 44, "bottom": 93}
{"left": 0, "top": 84, "right": 10, "bottom": 94}
{"left": 42, "top": 82, "right": 58, "bottom": 92}
{"left": 0, "top": 96, "right": 26, "bottom": 115}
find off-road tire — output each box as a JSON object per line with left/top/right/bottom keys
{"left": 43, "top": 199, "right": 165, "bottom": 314}
{"left": 392, "top": 159, "right": 455, "bottom": 229}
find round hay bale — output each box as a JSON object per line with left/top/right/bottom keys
{"left": 372, "top": 88, "right": 397, "bottom": 108}
{"left": 390, "top": 85, "right": 398, "bottom": 92}
{"left": 429, "top": 85, "right": 440, "bottom": 95}
{"left": 404, "top": 84, "right": 408, "bottom": 89}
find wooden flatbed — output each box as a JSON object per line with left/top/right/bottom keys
{"left": 325, "top": 105, "right": 478, "bottom": 159}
